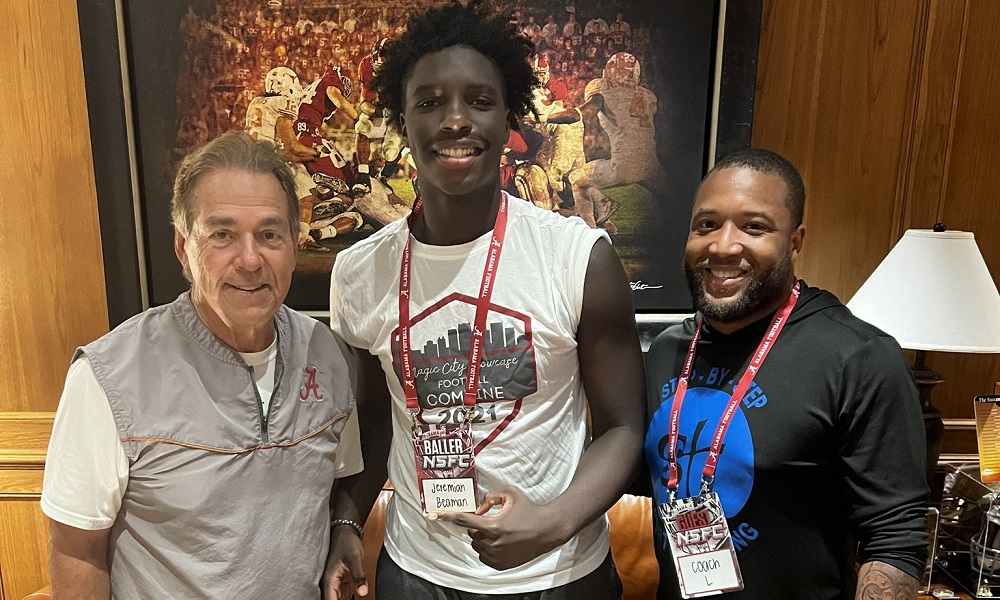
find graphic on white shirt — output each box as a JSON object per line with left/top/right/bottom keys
{"left": 391, "top": 292, "right": 537, "bottom": 451}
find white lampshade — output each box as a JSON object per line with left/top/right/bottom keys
{"left": 847, "top": 229, "right": 1000, "bottom": 353}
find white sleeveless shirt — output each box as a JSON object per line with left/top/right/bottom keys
{"left": 331, "top": 196, "right": 610, "bottom": 592}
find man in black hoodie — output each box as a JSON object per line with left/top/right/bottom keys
{"left": 644, "top": 149, "right": 927, "bottom": 599}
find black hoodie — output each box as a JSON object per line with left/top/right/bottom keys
{"left": 644, "top": 281, "right": 928, "bottom": 600}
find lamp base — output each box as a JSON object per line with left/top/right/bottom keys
{"left": 913, "top": 350, "right": 944, "bottom": 483}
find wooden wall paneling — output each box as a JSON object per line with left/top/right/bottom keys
{"left": 752, "top": 0, "right": 928, "bottom": 302}
{"left": 0, "top": 413, "right": 52, "bottom": 600}
{"left": 0, "top": 414, "right": 52, "bottom": 471}
{"left": 0, "top": 501, "right": 49, "bottom": 600}
{"left": 924, "top": 0, "right": 1000, "bottom": 431}
{"left": 930, "top": 354, "right": 1000, "bottom": 422}
{"left": 899, "top": 0, "right": 969, "bottom": 232}
{"left": 939, "top": 0, "right": 1000, "bottom": 251}
{"left": 939, "top": 417, "right": 978, "bottom": 459}
{"left": 751, "top": 0, "right": 998, "bottom": 468}
{"left": 0, "top": 0, "right": 110, "bottom": 413}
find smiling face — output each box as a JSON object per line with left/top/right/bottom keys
{"left": 174, "top": 168, "right": 297, "bottom": 351}
{"left": 400, "top": 45, "right": 510, "bottom": 202}
{"left": 684, "top": 167, "right": 805, "bottom": 333}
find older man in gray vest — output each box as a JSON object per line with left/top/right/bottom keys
{"left": 41, "top": 132, "right": 366, "bottom": 598}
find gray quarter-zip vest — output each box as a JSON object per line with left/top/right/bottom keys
{"left": 77, "top": 292, "right": 356, "bottom": 599}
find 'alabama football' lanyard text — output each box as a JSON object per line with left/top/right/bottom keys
{"left": 665, "top": 282, "right": 800, "bottom": 495}
{"left": 397, "top": 194, "right": 510, "bottom": 413}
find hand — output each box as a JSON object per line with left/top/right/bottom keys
{"left": 429, "top": 487, "right": 569, "bottom": 571}
{"left": 291, "top": 143, "right": 320, "bottom": 161}
{"left": 322, "top": 526, "right": 368, "bottom": 599}
{"left": 355, "top": 112, "right": 373, "bottom": 136}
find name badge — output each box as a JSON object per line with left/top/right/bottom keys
{"left": 659, "top": 492, "right": 744, "bottom": 598}
{"left": 411, "top": 420, "right": 479, "bottom": 513}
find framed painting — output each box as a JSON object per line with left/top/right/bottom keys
{"left": 78, "top": 0, "right": 762, "bottom": 325}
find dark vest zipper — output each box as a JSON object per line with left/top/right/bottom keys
{"left": 248, "top": 365, "right": 270, "bottom": 444}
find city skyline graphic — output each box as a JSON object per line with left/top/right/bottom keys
{"left": 411, "top": 320, "right": 529, "bottom": 361}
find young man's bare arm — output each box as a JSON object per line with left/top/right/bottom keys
{"left": 546, "top": 237, "right": 645, "bottom": 539}
{"left": 323, "top": 349, "right": 393, "bottom": 599}
{"left": 49, "top": 520, "right": 111, "bottom": 599}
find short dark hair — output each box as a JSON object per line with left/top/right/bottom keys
{"left": 708, "top": 148, "right": 806, "bottom": 227}
{"left": 172, "top": 131, "right": 299, "bottom": 238}
{"left": 370, "top": 1, "right": 537, "bottom": 128}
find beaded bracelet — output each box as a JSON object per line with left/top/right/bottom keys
{"left": 331, "top": 518, "right": 364, "bottom": 540}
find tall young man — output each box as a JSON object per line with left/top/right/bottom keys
{"left": 326, "top": 3, "right": 644, "bottom": 598}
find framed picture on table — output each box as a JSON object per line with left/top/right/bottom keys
{"left": 77, "top": 0, "right": 762, "bottom": 326}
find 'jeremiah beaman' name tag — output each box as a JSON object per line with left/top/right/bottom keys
{"left": 412, "top": 421, "right": 479, "bottom": 513}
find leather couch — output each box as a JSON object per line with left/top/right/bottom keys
{"left": 24, "top": 490, "right": 657, "bottom": 600}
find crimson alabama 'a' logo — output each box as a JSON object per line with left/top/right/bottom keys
{"left": 298, "top": 366, "right": 325, "bottom": 402}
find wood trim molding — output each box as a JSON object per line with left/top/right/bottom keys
{"left": 0, "top": 414, "right": 51, "bottom": 598}
{"left": 0, "top": 413, "right": 53, "bottom": 468}
{"left": 941, "top": 421, "right": 978, "bottom": 457}
{"left": 939, "top": 454, "right": 977, "bottom": 465}
{"left": 0, "top": 470, "right": 44, "bottom": 498}
{"left": 940, "top": 415, "right": 977, "bottom": 466}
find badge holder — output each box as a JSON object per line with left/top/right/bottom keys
{"left": 399, "top": 195, "right": 508, "bottom": 515}
{"left": 411, "top": 408, "right": 479, "bottom": 513}
{"left": 659, "top": 479, "right": 744, "bottom": 598}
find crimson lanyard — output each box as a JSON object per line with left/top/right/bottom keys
{"left": 398, "top": 193, "right": 510, "bottom": 412}
{"left": 665, "top": 282, "right": 800, "bottom": 497}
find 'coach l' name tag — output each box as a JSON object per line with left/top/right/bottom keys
{"left": 659, "top": 492, "right": 744, "bottom": 598}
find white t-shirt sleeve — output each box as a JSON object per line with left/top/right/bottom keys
{"left": 329, "top": 261, "right": 353, "bottom": 345}
{"left": 41, "top": 358, "right": 129, "bottom": 530}
{"left": 334, "top": 409, "right": 364, "bottom": 478}
{"left": 329, "top": 262, "right": 370, "bottom": 478}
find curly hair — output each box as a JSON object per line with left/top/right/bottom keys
{"left": 369, "top": 1, "right": 537, "bottom": 127}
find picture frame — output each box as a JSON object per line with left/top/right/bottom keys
{"left": 77, "top": 0, "right": 762, "bottom": 327}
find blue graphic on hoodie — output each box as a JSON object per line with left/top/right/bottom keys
{"left": 645, "top": 385, "right": 755, "bottom": 516}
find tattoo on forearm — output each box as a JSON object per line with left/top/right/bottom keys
{"left": 856, "top": 561, "right": 918, "bottom": 600}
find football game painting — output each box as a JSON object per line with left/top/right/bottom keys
{"left": 81, "top": 0, "right": 755, "bottom": 315}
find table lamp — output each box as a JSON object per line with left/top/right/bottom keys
{"left": 847, "top": 225, "right": 1000, "bottom": 480}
